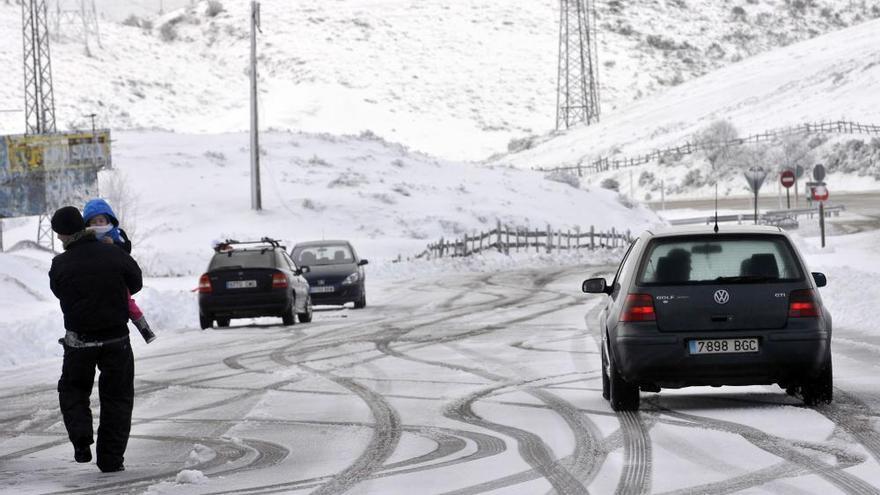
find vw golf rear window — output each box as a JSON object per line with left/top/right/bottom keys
{"left": 637, "top": 235, "right": 803, "bottom": 285}
{"left": 210, "top": 250, "right": 276, "bottom": 270}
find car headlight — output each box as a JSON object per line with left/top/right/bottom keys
{"left": 342, "top": 272, "right": 360, "bottom": 285}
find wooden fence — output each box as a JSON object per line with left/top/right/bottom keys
{"left": 536, "top": 120, "right": 880, "bottom": 176}
{"left": 411, "top": 222, "right": 633, "bottom": 259}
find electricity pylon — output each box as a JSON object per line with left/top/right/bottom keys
{"left": 556, "top": 0, "right": 600, "bottom": 130}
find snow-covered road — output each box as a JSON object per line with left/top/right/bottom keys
{"left": 2, "top": 266, "right": 880, "bottom": 494}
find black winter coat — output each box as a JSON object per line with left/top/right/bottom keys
{"left": 49, "top": 231, "right": 143, "bottom": 341}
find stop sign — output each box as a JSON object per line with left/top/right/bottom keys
{"left": 812, "top": 185, "right": 829, "bottom": 201}
{"left": 780, "top": 170, "right": 795, "bottom": 188}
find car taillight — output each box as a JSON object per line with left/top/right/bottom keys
{"left": 272, "top": 272, "right": 288, "bottom": 289}
{"left": 198, "top": 274, "right": 212, "bottom": 293}
{"left": 620, "top": 294, "right": 656, "bottom": 322}
{"left": 789, "top": 289, "right": 819, "bottom": 317}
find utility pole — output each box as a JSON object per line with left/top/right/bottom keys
{"left": 86, "top": 112, "right": 99, "bottom": 171}
{"left": 250, "top": 1, "right": 262, "bottom": 211}
{"left": 556, "top": 0, "right": 600, "bottom": 130}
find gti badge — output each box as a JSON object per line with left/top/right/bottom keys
{"left": 714, "top": 289, "right": 730, "bottom": 305}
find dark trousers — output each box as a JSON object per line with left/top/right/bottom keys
{"left": 58, "top": 338, "right": 134, "bottom": 470}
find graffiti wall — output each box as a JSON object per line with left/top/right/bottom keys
{"left": 0, "top": 130, "right": 111, "bottom": 217}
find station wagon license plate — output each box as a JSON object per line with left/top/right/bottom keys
{"left": 226, "top": 280, "right": 257, "bottom": 289}
{"left": 310, "top": 286, "right": 335, "bottom": 293}
{"left": 689, "top": 338, "right": 759, "bottom": 355}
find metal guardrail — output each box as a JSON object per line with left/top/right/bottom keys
{"left": 667, "top": 205, "right": 845, "bottom": 226}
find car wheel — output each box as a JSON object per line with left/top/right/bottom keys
{"left": 282, "top": 304, "right": 296, "bottom": 326}
{"left": 217, "top": 317, "right": 231, "bottom": 328}
{"left": 298, "top": 297, "right": 313, "bottom": 323}
{"left": 801, "top": 354, "right": 833, "bottom": 406}
{"left": 199, "top": 314, "right": 213, "bottom": 330}
{"left": 608, "top": 351, "right": 640, "bottom": 411}
{"left": 353, "top": 293, "right": 366, "bottom": 309}
{"left": 601, "top": 343, "right": 610, "bottom": 401}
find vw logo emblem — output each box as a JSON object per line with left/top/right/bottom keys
{"left": 714, "top": 289, "right": 730, "bottom": 305}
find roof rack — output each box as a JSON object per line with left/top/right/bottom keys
{"left": 213, "top": 237, "right": 285, "bottom": 253}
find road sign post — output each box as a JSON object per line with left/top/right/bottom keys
{"left": 744, "top": 167, "right": 767, "bottom": 224}
{"left": 780, "top": 169, "right": 795, "bottom": 209}
{"left": 812, "top": 184, "right": 829, "bottom": 248}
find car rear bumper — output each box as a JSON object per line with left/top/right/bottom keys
{"left": 612, "top": 324, "right": 830, "bottom": 388}
{"left": 199, "top": 291, "right": 290, "bottom": 318}
{"left": 309, "top": 284, "right": 363, "bottom": 305}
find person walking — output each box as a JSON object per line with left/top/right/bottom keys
{"left": 48, "top": 206, "right": 143, "bottom": 473}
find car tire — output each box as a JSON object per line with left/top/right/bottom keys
{"left": 601, "top": 343, "right": 610, "bottom": 401}
{"left": 801, "top": 354, "right": 833, "bottom": 406}
{"left": 282, "top": 304, "right": 296, "bottom": 326}
{"left": 199, "top": 314, "right": 213, "bottom": 330}
{"left": 217, "top": 317, "right": 231, "bottom": 328}
{"left": 298, "top": 297, "right": 313, "bottom": 323}
{"left": 609, "top": 351, "right": 640, "bottom": 411}
{"left": 353, "top": 293, "right": 366, "bottom": 309}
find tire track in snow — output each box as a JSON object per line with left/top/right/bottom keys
{"left": 647, "top": 397, "right": 878, "bottom": 494}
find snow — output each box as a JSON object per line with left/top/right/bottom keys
{"left": 3, "top": 1, "right": 879, "bottom": 160}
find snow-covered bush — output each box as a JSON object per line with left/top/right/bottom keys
{"left": 507, "top": 135, "right": 536, "bottom": 153}
{"left": 545, "top": 171, "right": 580, "bottom": 189}
{"left": 600, "top": 178, "right": 620, "bottom": 192}
{"left": 205, "top": 1, "right": 224, "bottom": 17}
{"left": 160, "top": 22, "right": 178, "bottom": 42}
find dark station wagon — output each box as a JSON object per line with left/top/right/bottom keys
{"left": 583, "top": 225, "right": 832, "bottom": 411}
{"left": 198, "top": 238, "right": 313, "bottom": 329}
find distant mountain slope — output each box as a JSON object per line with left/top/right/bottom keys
{"left": 496, "top": 18, "right": 880, "bottom": 198}
{"left": 1, "top": 0, "right": 878, "bottom": 160}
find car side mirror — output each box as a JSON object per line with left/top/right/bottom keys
{"left": 812, "top": 272, "right": 827, "bottom": 288}
{"left": 582, "top": 278, "right": 610, "bottom": 294}
{"left": 358, "top": 259, "right": 369, "bottom": 266}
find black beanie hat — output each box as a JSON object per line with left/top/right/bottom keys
{"left": 51, "top": 206, "right": 85, "bottom": 235}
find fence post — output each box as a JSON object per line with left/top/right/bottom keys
{"left": 535, "top": 228, "right": 540, "bottom": 253}
{"left": 575, "top": 226, "right": 581, "bottom": 252}
{"left": 567, "top": 229, "right": 572, "bottom": 251}
{"left": 515, "top": 229, "right": 520, "bottom": 253}
{"left": 479, "top": 231, "right": 484, "bottom": 252}
{"left": 439, "top": 237, "right": 444, "bottom": 257}
{"left": 496, "top": 220, "right": 502, "bottom": 253}
{"left": 590, "top": 225, "right": 595, "bottom": 250}
{"left": 505, "top": 226, "right": 510, "bottom": 254}
{"left": 546, "top": 223, "right": 552, "bottom": 253}
{"left": 611, "top": 227, "right": 617, "bottom": 248}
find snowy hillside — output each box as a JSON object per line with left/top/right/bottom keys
{"left": 498, "top": 17, "right": 880, "bottom": 198}
{"left": 1, "top": 130, "right": 660, "bottom": 277}
{"left": 2, "top": 1, "right": 879, "bottom": 160}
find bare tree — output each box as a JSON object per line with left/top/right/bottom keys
{"left": 99, "top": 170, "right": 142, "bottom": 245}
{"left": 697, "top": 119, "right": 741, "bottom": 180}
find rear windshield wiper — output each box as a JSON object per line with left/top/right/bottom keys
{"left": 714, "top": 275, "right": 778, "bottom": 283}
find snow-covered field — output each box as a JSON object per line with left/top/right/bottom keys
{"left": 3, "top": 1, "right": 879, "bottom": 160}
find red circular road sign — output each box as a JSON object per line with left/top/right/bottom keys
{"left": 780, "top": 170, "right": 795, "bottom": 188}
{"left": 812, "top": 185, "right": 829, "bottom": 201}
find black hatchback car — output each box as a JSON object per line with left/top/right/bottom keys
{"left": 291, "top": 240, "right": 368, "bottom": 308}
{"left": 583, "top": 225, "right": 832, "bottom": 411}
{"left": 198, "top": 238, "right": 312, "bottom": 329}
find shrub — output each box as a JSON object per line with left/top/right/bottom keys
{"left": 545, "top": 171, "right": 581, "bottom": 188}
{"left": 159, "top": 22, "right": 177, "bottom": 42}
{"left": 122, "top": 14, "right": 141, "bottom": 27}
{"left": 206, "top": 1, "right": 224, "bottom": 17}
{"left": 731, "top": 6, "right": 746, "bottom": 19}
{"left": 600, "top": 178, "right": 620, "bottom": 192}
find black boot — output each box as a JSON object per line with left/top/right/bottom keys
{"left": 74, "top": 444, "right": 92, "bottom": 463}
{"left": 99, "top": 463, "right": 125, "bottom": 473}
